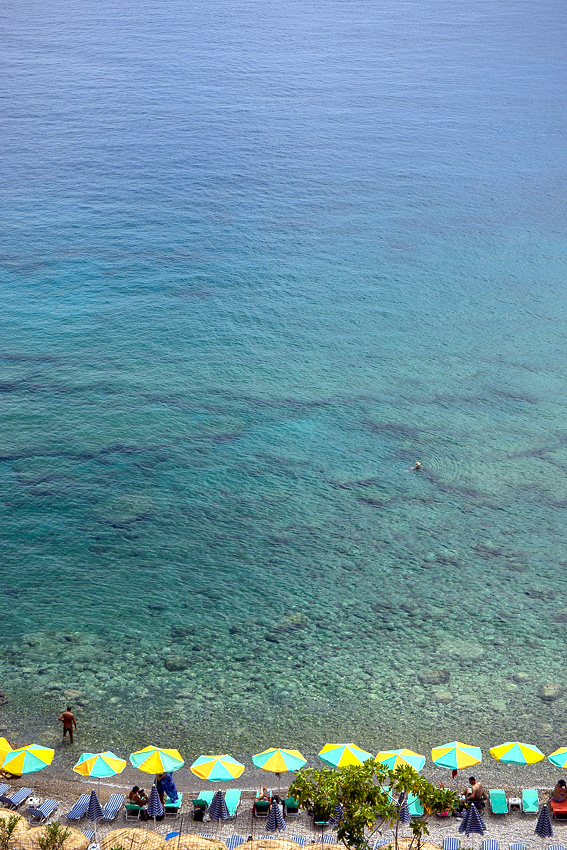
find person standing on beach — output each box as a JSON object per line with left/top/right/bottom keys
{"left": 58, "top": 705, "right": 77, "bottom": 743}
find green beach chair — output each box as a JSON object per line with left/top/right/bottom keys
{"left": 165, "top": 792, "right": 183, "bottom": 818}
{"left": 408, "top": 793, "right": 424, "bottom": 817}
{"left": 254, "top": 799, "right": 270, "bottom": 818}
{"left": 125, "top": 802, "right": 142, "bottom": 821}
{"left": 521, "top": 789, "right": 538, "bottom": 814}
{"left": 225, "top": 789, "right": 241, "bottom": 818}
{"left": 489, "top": 789, "right": 509, "bottom": 814}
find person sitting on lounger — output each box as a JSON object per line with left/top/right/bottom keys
{"left": 551, "top": 780, "right": 567, "bottom": 804}
{"left": 129, "top": 786, "right": 148, "bottom": 806}
{"left": 257, "top": 786, "right": 270, "bottom": 801}
{"left": 464, "top": 777, "right": 485, "bottom": 809}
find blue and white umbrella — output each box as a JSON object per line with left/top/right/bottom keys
{"left": 534, "top": 804, "right": 553, "bottom": 841}
{"left": 208, "top": 789, "right": 229, "bottom": 821}
{"left": 147, "top": 784, "right": 164, "bottom": 820}
{"left": 87, "top": 790, "right": 103, "bottom": 822}
{"left": 329, "top": 803, "right": 343, "bottom": 826}
{"left": 266, "top": 799, "right": 286, "bottom": 832}
{"left": 458, "top": 804, "right": 486, "bottom": 837}
{"left": 398, "top": 797, "right": 410, "bottom": 826}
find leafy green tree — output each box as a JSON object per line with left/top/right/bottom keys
{"left": 0, "top": 815, "right": 21, "bottom": 850}
{"left": 289, "top": 761, "right": 458, "bottom": 850}
{"left": 36, "top": 822, "right": 72, "bottom": 850}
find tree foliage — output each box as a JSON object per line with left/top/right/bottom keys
{"left": 36, "top": 822, "right": 72, "bottom": 850}
{"left": 0, "top": 815, "right": 21, "bottom": 850}
{"left": 289, "top": 762, "right": 458, "bottom": 850}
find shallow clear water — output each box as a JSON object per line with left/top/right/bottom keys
{"left": 1, "top": 0, "right": 567, "bottom": 767}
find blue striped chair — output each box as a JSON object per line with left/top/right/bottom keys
{"left": 288, "top": 838, "right": 306, "bottom": 848}
{"left": 226, "top": 838, "right": 246, "bottom": 850}
{"left": 509, "top": 844, "right": 527, "bottom": 850}
{"left": 442, "top": 839, "right": 460, "bottom": 850}
{"left": 66, "top": 794, "right": 90, "bottom": 821}
{"left": 28, "top": 800, "right": 59, "bottom": 824}
{"left": 373, "top": 840, "right": 391, "bottom": 850}
{"left": 1, "top": 788, "right": 33, "bottom": 810}
{"left": 481, "top": 840, "right": 499, "bottom": 850}
{"left": 102, "top": 793, "right": 124, "bottom": 821}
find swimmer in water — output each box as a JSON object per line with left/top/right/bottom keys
{"left": 410, "top": 460, "right": 422, "bottom": 471}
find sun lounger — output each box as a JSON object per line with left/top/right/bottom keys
{"left": 66, "top": 794, "right": 91, "bottom": 821}
{"left": 0, "top": 786, "right": 10, "bottom": 798}
{"left": 101, "top": 793, "right": 124, "bottom": 821}
{"left": 198, "top": 834, "right": 213, "bottom": 840}
{"left": 509, "top": 844, "right": 527, "bottom": 850}
{"left": 254, "top": 799, "right": 270, "bottom": 818}
{"left": 125, "top": 802, "right": 143, "bottom": 821}
{"left": 164, "top": 792, "right": 182, "bottom": 818}
{"left": 322, "top": 837, "right": 337, "bottom": 845}
{"left": 289, "top": 838, "right": 306, "bottom": 848}
{"left": 28, "top": 800, "right": 59, "bottom": 824}
{"left": 193, "top": 791, "right": 214, "bottom": 821}
{"left": 225, "top": 789, "right": 241, "bottom": 818}
{"left": 166, "top": 833, "right": 181, "bottom": 841}
{"left": 489, "top": 790, "right": 508, "bottom": 815}
{"left": 373, "top": 841, "right": 390, "bottom": 850}
{"left": 284, "top": 797, "right": 299, "bottom": 817}
{"left": 551, "top": 800, "right": 567, "bottom": 820}
{"left": 548, "top": 845, "right": 567, "bottom": 850}
{"left": 442, "top": 839, "right": 460, "bottom": 850}
{"left": 407, "top": 794, "right": 424, "bottom": 817}
{"left": 521, "top": 789, "right": 538, "bottom": 814}
{"left": 482, "top": 841, "right": 499, "bottom": 850}
{"left": 83, "top": 831, "right": 94, "bottom": 843}
{"left": 226, "top": 837, "right": 246, "bottom": 850}
{"left": 1, "top": 788, "right": 33, "bottom": 810}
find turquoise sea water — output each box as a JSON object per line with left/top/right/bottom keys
{"left": 1, "top": 0, "right": 567, "bottom": 768}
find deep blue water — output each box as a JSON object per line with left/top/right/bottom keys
{"left": 1, "top": 0, "right": 567, "bottom": 765}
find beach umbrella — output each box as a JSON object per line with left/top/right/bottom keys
{"left": 318, "top": 744, "right": 373, "bottom": 768}
{"left": 86, "top": 789, "right": 104, "bottom": 841}
{"left": 458, "top": 804, "right": 486, "bottom": 838}
{"left": 1, "top": 744, "right": 54, "bottom": 776}
{"left": 548, "top": 748, "right": 567, "bottom": 769}
{"left": 252, "top": 748, "right": 306, "bottom": 791}
{"left": 129, "top": 745, "right": 184, "bottom": 773}
{"left": 398, "top": 796, "right": 410, "bottom": 825}
{"left": 534, "top": 804, "right": 553, "bottom": 842}
{"left": 74, "top": 751, "right": 127, "bottom": 779}
{"left": 208, "top": 790, "right": 229, "bottom": 822}
{"left": 431, "top": 742, "right": 482, "bottom": 772}
{"left": 375, "top": 749, "right": 426, "bottom": 772}
{"left": 489, "top": 741, "right": 544, "bottom": 765}
{"left": 190, "top": 754, "right": 245, "bottom": 782}
{"left": 87, "top": 791, "right": 104, "bottom": 822}
{"left": 0, "top": 739, "right": 13, "bottom": 766}
{"left": 265, "top": 800, "right": 286, "bottom": 833}
{"left": 329, "top": 803, "right": 343, "bottom": 825}
{"left": 146, "top": 785, "right": 164, "bottom": 822}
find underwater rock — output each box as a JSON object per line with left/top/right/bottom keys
{"left": 164, "top": 655, "right": 189, "bottom": 672}
{"left": 274, "top": 613, "right": 309, "bottom": 633}
{"left": 538, "top": 683, "right": 564, "bottom": 702}
{"left": 170, "top": 626, "right": 196, "bottom": 641}
{"left": 418, "top": 669, "right": 450, "bottom": 686}
{"left": 0, "top": 692, "right": 9, "bottom": 705}
{"left": 513, "top": 672, "right": 530, "bottom": 684}
{"left": 432, "top": 691, "right": 453, "bottom": 704}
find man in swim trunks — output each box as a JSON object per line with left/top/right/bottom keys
{"left": 58, "top": 705, "right": 77, "bottom": 744}
{"left": 464, "top": 777, "right": 485, "bottom": 809}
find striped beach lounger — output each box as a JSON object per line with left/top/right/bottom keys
{"left": 442, "top": 840, "right": 460, "bottom": 850}
{"left": 481, "top": 840, "right": 500, "bottom": 850}
{"left": 226, "top": 837, "right": 246, "bottom": 850}
{"left": 66, "top": 794, "right": 90, "bottom": 821}
{"left": 0, "top": 786, "right": 10, "bottom": 798}
{"left": 547, "top": 846, "right": 567, "bottom": 850}
{"left": 288, "top": 838, "right": 306, "bottom": 848}
{"left": 198, "top": 835, "right": 213, "bottom": 840}
{"left": 323, "top": 837, "right": 337, "bottom": 845}
{"left": 373, "top": 841, "right": 391, "bottom": 850}
{"left": 82, "top": 831, "right": 94, "bottom": 842}
{"left": 2, "top": 788, "right": 33, "bottom": 810}
{"left": 102, "top": 793, "right": 124, "bottom": 821}
{"left": 28, "top": 800, "right": 58, "bottom": 823}
{"left": 509, "top": 844, "right": 527, "bottom": 850}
